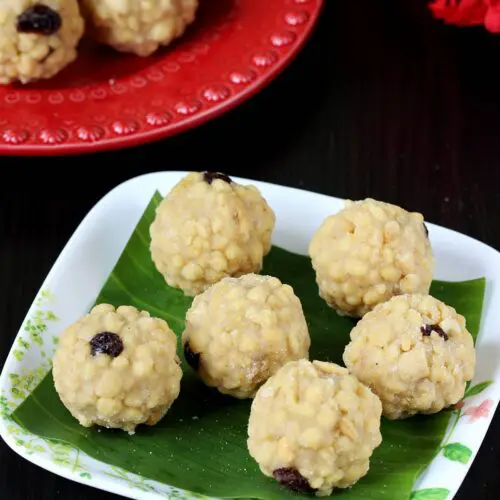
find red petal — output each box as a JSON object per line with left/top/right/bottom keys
{"left": 429, "top": 0, "right": 488, "bottom": 26}
{"left": 485, "top": 5, "right": 500, "bottom": 31}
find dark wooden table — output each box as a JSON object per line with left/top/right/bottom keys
{"left": 1, "top": 1, "right": 499, "bottom": 498}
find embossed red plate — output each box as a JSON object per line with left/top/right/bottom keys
{"left": 0, "top": 0, "right": 323, "bottom": 156}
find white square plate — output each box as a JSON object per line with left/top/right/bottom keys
{"left": 1, "top": 171, "right": 499, "bottom": 500}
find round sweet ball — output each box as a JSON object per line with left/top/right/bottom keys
{"left": 308, "top": 198, "right": 434, "bottom": 318}
{"left": 181, "top": 274, "right": 311, "bottom": 399}
{"left": 52, "top": 304, "right": 183, "bottom": 434}
{"left": 150, "top": 171, "right": 276, "bottom": 297}
{"left": 247, "top": 359, "right": 383, "bottom": 495}
{"left": 343, "top": 294, "right": 476, "bottom": 420}
{"left": 0, "top": 0, "right": 85, "bottom": 84}
{"left": 80, "top": 0, "right": 199, "bottom": 57}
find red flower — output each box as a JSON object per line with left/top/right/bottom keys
{"left": 463, "top": 398, "right": 494, "bottom": 423}
{"left": 485, "top": 1, "right": 500, "bottom": 31}
{"left": 429, "top": 0, "right": 488, "bottom": 26}
{"left": 429, "top": 0, "right": 500, "bottom": 33}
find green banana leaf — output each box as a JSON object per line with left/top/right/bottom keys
{"left": 11, "top": 191, "right": 486, "bottom": 500}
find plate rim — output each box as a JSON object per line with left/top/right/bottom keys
{"left": 1, "top": 170, "right": 499, "bottom": 500}
{"left": 0, "top": 1, "right": 325, "bottom": 157}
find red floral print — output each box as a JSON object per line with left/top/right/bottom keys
{"left": 463, "top": 398, "right": 494, "bottom": 423}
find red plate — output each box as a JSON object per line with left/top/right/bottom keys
{"left": 0, "top": 0, "right": 324, "bottom": 156}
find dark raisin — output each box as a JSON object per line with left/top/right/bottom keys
{"left": 421, "top": 324, "right": 448, "bottom": 341}
{"left": 423, "top": 223, "right": 429, "bottom": 238}
{"left": 16, "top": 4, "right": 62, "bottom": 36}
{"left": 184, "top": 341, "right": 200, "bottom": 371}
{"left": 90, "top": 332, "right": 124, "bottom": 357}
{"left": 203, "top": 171, "right": 232, "bottom": 185}
{"left": 273, "top": 468, "right": 316, "bottom": 494}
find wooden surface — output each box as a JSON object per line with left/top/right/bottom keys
{"left": 1, "top": 1, "right": 499, "bottom": 498}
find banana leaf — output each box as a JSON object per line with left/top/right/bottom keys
{"left": 11, "top": 191, "right": 486, "bottom": 500}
